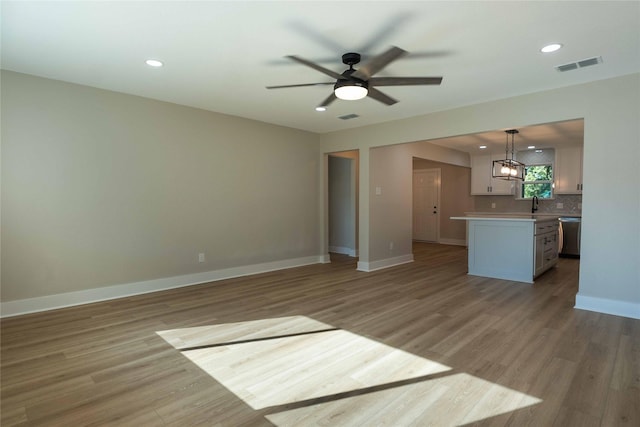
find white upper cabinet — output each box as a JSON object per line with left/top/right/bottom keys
{"left": 555, "top": 146, "right": 583, "bottom": 194}
{"left": 470, "top": 154, "right": 515, "bottom": 195}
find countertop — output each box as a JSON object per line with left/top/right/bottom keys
{"left": 464, "top": 212, "right": 581, "bottom": 217}
{"left": 451, "top": 214, "right": 562, "bottom": 222}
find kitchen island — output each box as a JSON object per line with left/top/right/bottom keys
{"left": 451, "top": 214, "right": 559, "bottom": 283}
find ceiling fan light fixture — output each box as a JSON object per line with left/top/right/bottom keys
{"left": 334, "top": 80, "right": 368, "bottom": 101}
{"left": 315, "top": 106, "right": 327, "bottom": 112}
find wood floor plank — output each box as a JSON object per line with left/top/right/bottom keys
{"left": 600, "top": 388, "right": 640, "bottom": 426}
{"left": 501, "top": 356, "right": 578, "bottom": 426}
{"left": 560, "top": 341, "right": 619, "bottom": 418}
{"left": 1, "top": 242, "right": 637, "bottom": 426}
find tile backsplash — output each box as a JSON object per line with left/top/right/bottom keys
{"left": 474, "top": 194, "right": 582, "bottom": 214}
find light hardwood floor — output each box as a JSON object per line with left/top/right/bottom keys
{"left": 1, "top": 243, "right": 638, "bottom": 426}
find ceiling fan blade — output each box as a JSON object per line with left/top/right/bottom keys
{"left": 286, "top": 55, "right": 345, "bottom": 80}
{"left": 318, "top": 92, "right": 337, "bottom": 108}
{"left": 368, "top": 77, "right": 443, "bottom": 86}
{"left": 351, "top": 46, "right": 407, "bottom": 80}
{"left": 266, "top": 82, "right": 335, "bottom": 89}
{"left": 367, "top": 87, "right": 398, "bottom": 106}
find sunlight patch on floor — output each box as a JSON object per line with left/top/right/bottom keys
{"left": 265, "top": 372, "right": 542, "bottom": 426}
{"left": 180, "top": 329, "right": 450, "bottom": 409}
{"left": 157, "top": 316, "right": 541, "bottom": 424}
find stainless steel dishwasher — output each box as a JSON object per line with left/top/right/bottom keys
{"left": 559, "top": 217, "right": 581, "bottom": 258}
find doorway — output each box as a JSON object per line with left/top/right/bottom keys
{"left": 413, "top": 168, "right": 441, "bottom": 242}
{"left": 328, "top": 152, "right": 359, "bottom": 257}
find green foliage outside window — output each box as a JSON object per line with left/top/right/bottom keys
{"left": 522, "top": 164, "right": 553, "bottom": 199}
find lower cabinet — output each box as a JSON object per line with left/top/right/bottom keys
{"left": 461, "top": 217, "right": 559, "bottom": 283}
{"left": 534, "top": 221, "right": 559, "bottom": 278}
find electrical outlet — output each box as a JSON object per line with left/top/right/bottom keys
{"left": 556, "top": 202, "right": 564, "bottom": 209}
{"left": 491, "top": 203, "right": 496, "bottom": 209}
{"left": 375, "top": 186, "right": 382, "bottom": 196}
{"left": 198, "top": 253, "right": 205, "bottom": 263}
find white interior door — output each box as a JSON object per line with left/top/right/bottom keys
{"left": 413, "top": 169, "right": 441, "bottom": 242}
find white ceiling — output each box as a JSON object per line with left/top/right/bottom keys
{"left": 2, "top": 1, "right": 639, "bottom": 136}
{"left": 428, "top": 118, "right": 584, "bottom": 155}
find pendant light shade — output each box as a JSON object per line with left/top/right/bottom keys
{"left": 493, "top": 129, "right": 525, "bottom": 181}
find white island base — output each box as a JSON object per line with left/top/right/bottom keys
{"left": 451, "top": 215, "right": 559, "bottom": 284}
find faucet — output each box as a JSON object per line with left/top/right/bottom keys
{"left": 531, "top": 196, "right": 539, "bottom": 214}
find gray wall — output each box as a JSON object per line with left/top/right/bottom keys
{"left": 1, "top": 71, "right": 321, "bottom": 301}
{"left": 367, "top": 141, "right": 470, "bottom": 262}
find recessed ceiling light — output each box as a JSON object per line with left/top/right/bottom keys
{"left": 315, "top": 106, "right": 327, "bottom": 112}
{"left": 145, "top": 59, "right": 163, "bottom": 67}
{"left": 535, "top": 149, "right": 543, "bottom": 153}
{"left": 528, "top": 145, "right": 536, "bottom": 149}
{"left": 541, "top": 43, "right": 562, "bottom": 53}
{"left": 479, "top": 145, "right": 487, "bottom": 149}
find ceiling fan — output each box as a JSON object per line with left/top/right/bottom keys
{"left": 266, "top": 46, "right": 443, "bottom": 109}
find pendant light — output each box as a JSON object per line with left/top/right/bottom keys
{"left": 492, "top": 129, "right": 525, "bottom": 181}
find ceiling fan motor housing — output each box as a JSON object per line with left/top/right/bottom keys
{"left": 334, "top": 78, "right": 368, "bottom": 92}
{"left": 341, "top": 52, "right": 361, "bottom": 66}
{"left": 335, "top": 68, "right": 368, "bottom": 90}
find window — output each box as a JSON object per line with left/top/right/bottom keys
{"left": 521, "top": 164, "right": 553, "bottom": 199}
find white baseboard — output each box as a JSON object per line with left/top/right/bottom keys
{"left": 0, "top": 255, "right": 326, "bottom": 318}
{"left": 575, "top": 294, "right": 640, "bottom": 320}
{"left": 438, "top": 238, "right": 467, "bottom": 246}
{"left": 329, "top": 246, "right": 358, "bottom": 257}
{"left": 357, "top": 254, "right": 414, "bottom": 272}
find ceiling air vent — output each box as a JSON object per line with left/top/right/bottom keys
{"left": 338, "top": 113, "right": 360, "bottom": 120}
{"left": 556, "top": 56, "right": 603, "bottom": 72}
{"left": 556, "top": 63, "right": 578, "bottom": 72}
{"left": 577, "top": 56, "right": 602, "bottom": 68}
